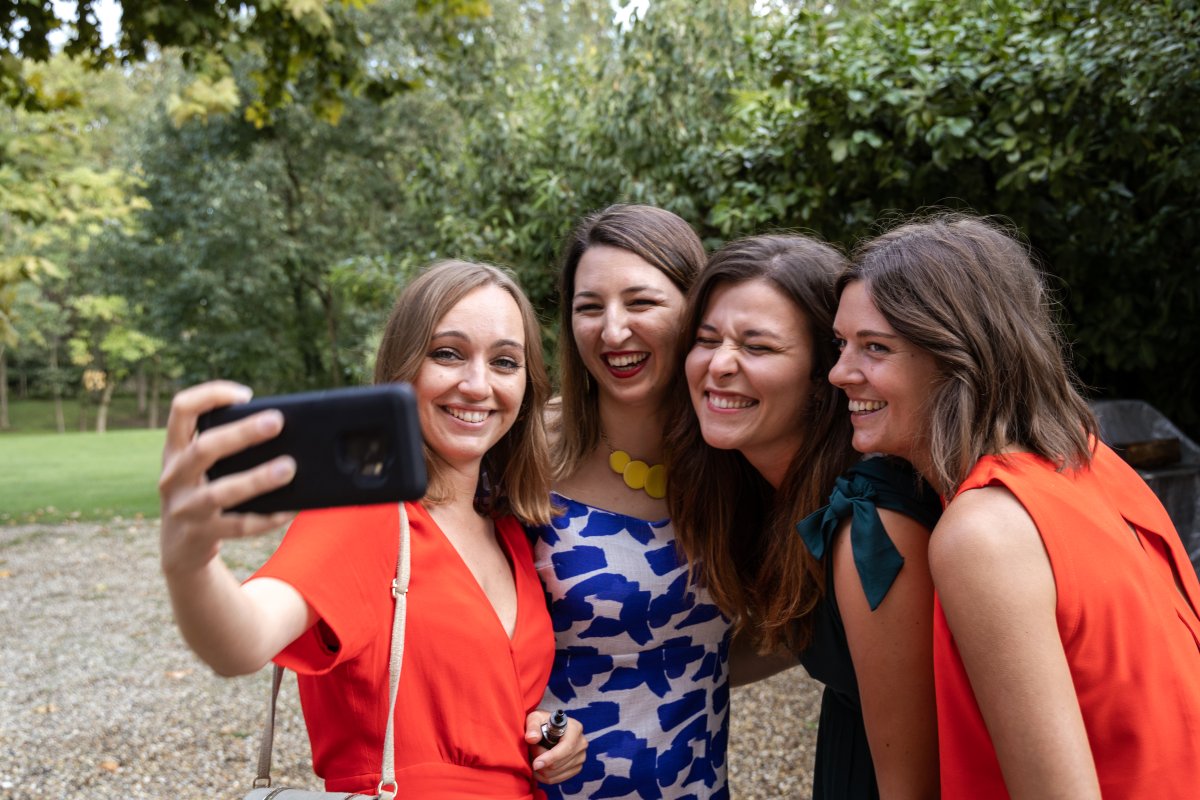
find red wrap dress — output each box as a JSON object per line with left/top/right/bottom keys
{"left": 253, "top": 501, "right": 555, "bottom": 799}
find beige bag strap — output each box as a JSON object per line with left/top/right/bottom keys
{"left": 253, "top": 503, "right": 411, "bottom": 800}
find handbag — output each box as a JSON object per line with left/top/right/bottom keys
{"left": 243, "top": 503, "right": 411, "bottom": 800}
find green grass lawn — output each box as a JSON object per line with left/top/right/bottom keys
{"left": 0, "top": 428, "right": 164, "bottom": 524}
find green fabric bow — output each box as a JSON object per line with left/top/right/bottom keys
{"left": 797, "top": 473, "right": 904, "bottom": 611}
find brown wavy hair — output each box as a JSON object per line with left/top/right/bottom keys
{"left": 844, "top": 213, "right": 1097, "bottom": 496}
{"left": 552, "top": 203, "right": 706, "bottom": 479}
{"left": 665, "top": 234, "right": 858, "bottom": 652}
{"left": 374, "top": 260, "right": 554, "bottom": 524}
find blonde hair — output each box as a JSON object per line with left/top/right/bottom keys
{"left": 374, "top": 260, "right": 553, "bottom": 524}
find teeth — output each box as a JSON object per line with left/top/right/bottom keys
{"left": 447, "top": 407, "right": 489, "bottom": 423}
{"left": 848, "top": 400, "right": 887, "bottom": 413}
{"left": 606, "top": 353, "right": 648, "bottom": 368}
{"left": 709, "top": 393, "right": 756, "bottom": 410}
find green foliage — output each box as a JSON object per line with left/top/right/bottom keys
{"left": 7, "top": 0, "right": 1199, "bottom": 443}
{"left": 0, "top": 55, "right": 153, "bottom": 407}
{"left": 68, "top": 294, "right": 163, "bottom": 382}
{"left": 708, "top": 0, "right": 1200, "bottom": 433}
{"left": 103, "top": 50, "right": 421, "bottom": 391}
{"left": 1, "top": 0, "right": 490, "bottom": 123}
{"left": 398, "top": 0, "right": 765, "bottom": 310}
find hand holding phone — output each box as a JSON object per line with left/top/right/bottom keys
{"left": 197, "top": 384, "right": 427, "bottom": 513}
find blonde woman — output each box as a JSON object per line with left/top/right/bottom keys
{"left": 160, "top": 261, "right": 586, "bottom": 798}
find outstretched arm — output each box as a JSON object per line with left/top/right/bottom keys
{"left": 837, "top": 508, "right": 938, "bottom": 799}
{"left": 930, "top": 487, "right": 1100, "bottom": 800}
{"left": 159, "top": 381, "right": 312, "bottom": 676}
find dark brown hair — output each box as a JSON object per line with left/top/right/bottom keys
{"left": 844, "top": 213, "right": 1096, "bottom": 496}
{"left": 374, "top": 260, "right": 553, "bottom": 524}
{"left": 666, "top": 234, "right": 858, "bottom": 652}
{"left": 553, "top": 204, "right": 706, "bottom": 479}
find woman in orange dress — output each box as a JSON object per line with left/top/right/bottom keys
{"left": 158, "top": 261, "right": 586, "bottom": 798}
{"left": 829, "top": 214, "right": 1200, "bottom": 799}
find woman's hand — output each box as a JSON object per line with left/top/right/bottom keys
{"left": 524, "top": 708, "right": 587, "bottom": 785}
{"left": 159, "top": 380, "right": 296, "bottom": 575}
{"left": 158, "top": 381, "right": 311, "bottom": 676}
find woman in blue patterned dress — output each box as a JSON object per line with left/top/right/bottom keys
{"left": 667, "top": 235, "right": 941, "bottom": 799}
{"left": 527, "top": 204, "right": 732, "bottom": 799}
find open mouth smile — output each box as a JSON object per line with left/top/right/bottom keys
{"left": 604, "top": 352, "right": 649, "bottom": 376}
{"left": 444, "top": 406, "right": 491, "bottom": 423}
{"left": 706, "top": 391, "right": 757, "bottom": 410}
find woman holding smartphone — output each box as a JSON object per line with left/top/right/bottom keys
{"left": 159, "top": 261, "right": 585, "bottom": 799}
{"left": 527, "top": 204, "right": 732, "bottom": 799}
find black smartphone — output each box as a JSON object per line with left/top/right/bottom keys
{"left": 197, "top": 384, "right": 427, "bottom": 513}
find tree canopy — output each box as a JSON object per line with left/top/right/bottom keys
{"left": 3, "top": 0, "right": 1199, "bottom": 437}
{"left": 1, "top": 0, "right": 486, "bottom": 123}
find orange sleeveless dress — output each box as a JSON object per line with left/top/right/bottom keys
{"left": 934, "top": 443, "right": 1200, "bottom": 799}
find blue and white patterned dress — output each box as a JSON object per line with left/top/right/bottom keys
{"left": 528, "top": 493, "right": 731, "bottom": 799}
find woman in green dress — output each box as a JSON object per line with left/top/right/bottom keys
{"left": 666, "top": 234, "right": 941, "bottom": 799}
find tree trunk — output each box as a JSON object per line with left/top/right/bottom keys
{"left": 280, "top": 142, "right": 325, "bottom": 387}
{"left": 50, "top": 345, "right": 65, "bottom": 433}
{"left": 96, "top": 380, "right": 115, "bottom": 433}
{"left": 136, "top": 364, "right": 147, "bottom": 414}
{"left": 0, "top": 344, "right": 8, "bottom": 430}
{"left": 321, "top": 289, "right": 342, "bottom": 387}
{"left": 149, "top": 363, "right": 161, "bottom": 429}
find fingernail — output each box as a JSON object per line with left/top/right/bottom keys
{"left": 533, "top": 760, "right": 545, "bottom": 771}
{"left": 258, "top": 410, "right": 284, "bottom": 433}
{"left": 232, "top": 384, "right": 254, "bottom": 402}
{"left": 272, "top": 457, "right": 296, "bottom": 480}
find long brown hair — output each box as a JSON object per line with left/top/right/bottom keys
{"left": 374, "top": 260, "right": 554, "bottom": 524}
{"left": 666, "top": 234, "right": 858, "bottom": 652}
{"left": 553, "top": 204, "right": 705, "bottom": 479}
{"left": 844, "top": 213, "right": 1097, "bottom": 496}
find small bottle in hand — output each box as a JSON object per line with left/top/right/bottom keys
{"left": 539, "top": 709, "right": 568, "bottom": 749}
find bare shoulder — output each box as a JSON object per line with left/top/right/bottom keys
{"left": 931, "top": 485, "right": 1039, "bottom": 561}
{"left": 931, "top": 484, "right": 1052, "bottom": 601}
{"left": 875, "top": 506, "right": 934, "bottom": 557}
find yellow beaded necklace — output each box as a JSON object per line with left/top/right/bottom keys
{"left": 600, "top": 431, "right": 668, "bottom": 500}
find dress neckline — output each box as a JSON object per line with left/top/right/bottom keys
{"left": 414, "top": 502, "right": 523, "bottom": 643}
{"left": 551, "top": 491, "right": 670, "bottom": 526}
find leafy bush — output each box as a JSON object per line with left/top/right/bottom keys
{"left": 709, "top": 0, "right": 1200, "bottom": 434}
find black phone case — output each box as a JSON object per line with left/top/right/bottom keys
{"left": 197, "top": 384, "right": 427, "bottom": 513}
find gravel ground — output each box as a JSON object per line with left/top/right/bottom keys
{"left": 0, "top": 520, "right": 820, "bottom": 799}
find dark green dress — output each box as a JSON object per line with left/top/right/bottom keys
{"left": 794, "top": 456, "right": 942, "bottom": 800}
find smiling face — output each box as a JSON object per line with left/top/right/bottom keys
{"left": 571, "top": 244, "right": 687, "bottom": 411}
{"left": 829, "top": 280, "right": 942, "bottom": 470}
{"left": 414, "top": 284, "right": 527, "bottom": 476}
{"left": 685, "top": 278, "right": 815, "bottom": 488}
